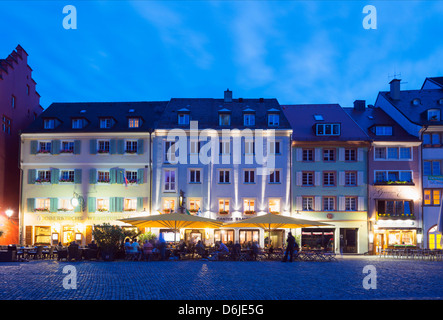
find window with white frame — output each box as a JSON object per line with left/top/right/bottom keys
{"left": 219, "top": 169, "right": 230, "bottom": 183}
{"left": 345, "top": 171, "right": 357, "bottom": 186}
{"left": 244, "top": 169, "right": 255, "bottom": 183}
{"left": 244, "top": 199, "right": 255, "bottom": 214}
{"left": 269, "top": 199, "right": 280, "bottom": 213}
{"left": 58, "top": 199, "right": 74, "bottom": 212}
{"left": 61, "top": 141, "right": 74, "bottom": 153}
{"left": 163, "top": 169, "right": 176, "bottom": 192}
{"left": 345, "top": 197, "right": 357, "bottom": 211}
{"left": 219, "top": 199, "right": 230, "bottom": 214}
{"left": 268, "top": 114, "right": 279, "bottom": 126}
{"left": 125, "top": 140, "right": 138, "bottom": 153}
{"left": 323, "top": 197, "right": 335, "bottom": 211}
{"left": 97, "top": 170, "right": 110, "bottom": 183}
{"left": 244, "top": 140, "right": 255, "bottom": 155}
{"left": 189, "top": 169, "right": 202, "bottom": 183}
{"left": 36, "top": 198, "right": 50, "bottom": 211}
{"left": 97, "top": 140, "right": 110, "bottom": 153}
{"left": 269, "top": 170, "right": 280, "bottom": 183}
{"left": 124, "top": 198, "right": 137, "bottom": 211}
{"left": 190, "top": 140, "right": 201, "bottom": 154}
{"left": 424, "top": 160, "right": 441, "bottom": 176}
{"left": 374, "top": 126, "right": 393, "bottom": 136}
{"left": 345, "top": 148, "right": 357, "bottom": 161}
{"left": 97, "top": 198, "right": 109, "bottom": 212}
{"left": 316, "top": 123, "right": 340, "bottom": 136}
{"left": 374, "top": 147, "right": 412, "bottom": 160}
{"left": 125, "top": 170, "right": 138, "bottom": 183}
{"left": 244, "top": 114, "right": 255, "bottom": 126}
{"left": 60, "top": 170, "right": 74, "bottom": 183}
{"left": 323, "top": 148, "right": 335, "bottom": 161}
{"left": 302, "top": 149, "right": 314, "bottom": 161}
{"left": 188, "top": 199, "right": 200, "bottom": 213}
{"left": 302, "top": 172, "right": 314, "bottom": 186}
{"left": 269, "top": 141, "right": 281, "bottom": 154}
{"left": 323, "top": 172, "right": 336, "bottom": 186}
{"left": 219, "top": 140, "right": 230, "bottom": 155}
{"left": 38, "top": 141, "right": 52, "bottom": 154}
{"left": 36, "top": 170, "right": 51, "bottom": 183}
{"left": 164, "top": 141, "right": 176, "bottom": 163}
{"left": 302, "top": 197, "right": 314, "bottom": 211}
{"left": 178, "top": 113, "right": 190, "bottom": 125}
{"left": 163, "top": 199, "right": 175, "bottom": 213}
{"left": 374, "top": 170, "right": 413, "bottom": 183}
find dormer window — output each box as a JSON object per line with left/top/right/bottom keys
{"left": 100, "top": 117, "right": 112, "bottom": 128}
{"left": 428, "top": 109, "right": 440, "bottom": 121}
{"left": 128, "top": 117, "right": 140, "bottom": 128}
{"left": 178, "top": 113, "right": 190, "bottom": 125}
{"left": 244, "top": 114, "right": 255, "bottom": 126}
{"left": 43, "top": 119, "right": 55, "bottom": 129}
{"left": 219, "top": 113, "right": 231, "bottom": 126}
{"left": 72, "top": 118, "right": 84, "bottom": 129}
{"left": 268, "top": 114, "right": 279, "bottom": 127}
{"left": 373, "top": 126, "right": 393, "bottom": 136}
{"left": 314, "top": 114, "right": 324, "bottom": 121}
{"left": 316, "top": 123, "right": 340, "bottom": 136}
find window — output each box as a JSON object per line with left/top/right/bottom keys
{"left": 244, "top": 199, "right": 255, "bottom": 214}
{"left": 399, "top": 147, "right": 411, "bottom": 159}
{"left": 302, "top": 149, "right": 314, "bottom": 161}
{"left": 244, "top": 114, "right": 255, "bottom": 126}
{"left": 190, "top": 141, "right": 201, "bottom": 154}
{"left": 125, "top": 170, "right": 138, "bottom": 184}
{"left": 163, "top": 199, "right": 175, "bottom": 213}
{"left": 345, "top": 197, "right": 357, "bottom": 211}
{"left": 387, "top": 147, "right": 398, "bottom": 159}
{"left": 323, "top": 197, "right": 335, "bottom": 211}
{"left": 423, "top": 133, "right": 442, "bottom": 147}
{"left": 428, "top": 109, "right": 440, "bottom": 121}
{"left": 36, "top": 198, "right": 50, "bottom": 211}
{"left": 345, "top": 172, "right": 357, "bottom": 186}
{"left": 316, "top": 123, "right": 340, "bottom": 136}
{"left": 178, "top": 113, "right": 189, "bottom": 125}
{"left": 125, "top": 140, "right": 138, "bottom": 153}
{"left": 314, "top": 114, "right": 324, "bottom": 121}
{"left": 239, "top": 230, "right": 259, "bottom": 245}
{"left": 244, "top": 141, "right": 255, "bottom": 155}
{"left": 164, "top": 141, "right": 176, "bottom": 163}
{"left": 100, "top": 118, "right": 112, "bottom": 128}
{"left": 72, "top": 118, "right": 83, "bottom": 129}
{"left": 302, "top": 197, "right": 314, "bottom": 211}
{"left": 43, "top": 119, "right": 55, "bottom": 129}
{"left": 164, "top": 169, "right": 176, "bottom": 192}
{"left": 58, "top": 199, "right": 74, "bottom": 212}
{"left": 374, "top": 147, "right": 386, "bottom": 159}
{"left": 97, "top": 198, "right": 109, "bottom": 212}
{"left": 124, "top": 198, "right": 137, "bottom": 211}
{"left": 424, "top": 161, "right": 441, "bottom": 176}
{"left": 219, "top": 170, "right": 230, "bottom": 183}
{"left": 323, "top": 149, "right": 335, "bottom": 161}
{"left": 189, "top": 169, "right": 201, "bottom": 183}
{"left": 345, "top": 148, "right": 356, "bottom": 161}
{"left": 38, "top": 141, "right": 51, "bottom": 154}
{"left": 244, "top": 169, "right": 255, "bottom": 183}
{"left": 219, "top": 114, "right": 230, "bottom": 126}
{"left": 219, "top": 199, "right": 230, "bottom": 214}
{"left": 97, "top": 171, "right": 110, "bottom": 183}
{"left": 219, "top": 140, "right": 230, "bottom": 155}
{"left": 268, "top": 114, "right": 279, "bottom": 126}
{"left": 98, "top": 140, "right": 110, "bottom": 153}
{"left": 60, "top": 170, "right": 74, "bottom": 183}
{"left": 269, "top": 141, "right": 281, "bottom": 154}
{"left": 323, "top": 172, "right": 336, "bottom": 186}
{"left": 377, "top": 200, "right": 413, "bottom": 217}
{"left": 128, "top": 118, "right": 140, "bottom": 128}
{"left": 302, "top": 172, "right": 314, "bottom": 186}
{"left": 374, "top": 170, "right": 413, "bottom": 184}
{"left": 2, "top": 116, "right": 11, "bottom": 135}
{"left": 61, "top": 141, "right": 74, "bottom": 153}
{"left": 189, "top": 199, "right": 200, "bottom": 213}
{"left": 11, "top": 95, "right": 15, "bottom": 109}
{"left": 375, "top": 147, "right": 412, "bottom": 160}
{"left": 269, "top": 170, "right": 280, "bottom": 183}
{"left": 374, "top": 126, "right": 393, "bottom": 136}
{"left": 269, "top": 199, "right": 280, "bottom": 213}
{"left": 36, "top": 170, "right": 51, "bottom": 183}
{"left": 424, "top": 189, "right": 441, "bottom": 206}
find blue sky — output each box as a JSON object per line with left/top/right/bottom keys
{"left": 1, "top": 0, "right": 443, "bottom": 109}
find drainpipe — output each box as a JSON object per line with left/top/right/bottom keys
{"left": 419, "top": 125, "right": 428, "bottom": 249}
{"left": 149, "top": 130, "right": 153, "bottom": 216}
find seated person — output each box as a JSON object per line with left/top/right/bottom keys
{"left": 195, "top": 240, "right": 207, "bottom": 258}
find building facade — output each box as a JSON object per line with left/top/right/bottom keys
{"left": 20, "top": 102, "right": 167, "bottom": 245}
{"left": 283, "top": 104, "right": 370, "bottom": 254}
{"left": 346, "top": 102, "right": 422, "bottom": 254}
{"left": 0, "top": 45, "right": 42, "bottom": 245}
{"left": 375, "top": 78, "right": 443, "bottom": 249}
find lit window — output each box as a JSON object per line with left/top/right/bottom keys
{"left": 36, "top": 198, "right": 50, "bottom": 211}
{"left": 163, "top": 199, "right": 175, "bottom": 213}
{"left": 189, "top": 199, "right": 200, "bottom": 213}
{"left": 244, "top": 199, "right": 255, "bottom": 214}
{"left": 163, "top": 169, "right": 176, "bottom": 192}
{"left": 124, "top": 198, "right": 137, "bottom": 211}
{"left": 97, "top": 198, "right": 109, "bottom": 212}
{"left": 269, "top": 199, "right": 280, "bottom": 213}
{"left": 219, "top": 199, "right": 230, "bottom": 214}
{"left": 128, "top": 118, "right": 140, "bottom": 128}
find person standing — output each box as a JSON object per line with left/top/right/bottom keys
{"left": 282, "top": 232, "right": 296, "bottom": 262}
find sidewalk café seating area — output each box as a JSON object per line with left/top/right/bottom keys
{"left": 0, "top": 244, "right": 100, "bottom": 262}
{"left": 379, "top": 247, "right": 443, "bottom": 261}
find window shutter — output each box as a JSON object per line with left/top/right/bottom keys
{"left": 110, "top": 197, "right": 116, "bottom": 212}
{"left": 110, "top": 139, "right": 116, "bottom": 154}
{"left": 74, "top": 140, "right": 81, "bottom": 154}
{"left": 25, "top": 226, "right": 33, "bottom": 246}
{"left": 74, "top": 169, "right": 82, "bottom": 184}
{"left": 358, "top": 197, "right": 365, "bottom": 211}
{"left": 357, "top": 171, "right": 364, "bottom": 186}
{"left": 89, "top": 168, "right": 97, "bottom": 184}
{"left": 88, "top": 197, "right": 96, "bottom": 213}
{"left": 137, "top": 168, "right": 144, "bottom": 184}
{"left": 28, "top": 169, "right": 36, "bottom": 184}
{"left": 296, "top": 148, "right": 302, "bottom": 161}
{"left": 89, "top": 139, "right": 97, "bottom": 154}
{"left": 315, "top": 148, "right": 321, "bottom": 162}
{"left": 50, "top": 198, "right": 58, "bottom": 213}
{"left": 117, "top": 140, "right": 124, "bottom": 154}
{"left": 137, "top": 139, "right": 144, "bottom": 154}
{"left": 314, "top": 196, "right": 322, "bottom": 211}
{"left": 51, "top": 168, "right": 59, "bottom": 184}
{"left": 27, "top": 198, "right": 35, "bottom": 212}
{"left": 315, "top": 172, "right": 321, "bottom": 186}
{"left": 339, "top": 171, "right": 345, "bottom": 186}
{"left": 137, "top": 197, "right": 144, "bottom": 212}
{"left": 296, "top": 196, "right": 302, "bottom": 211}
{"left": 30, "top": 141, "right": 38, "bottom": 155}
{"left": 339, "top": 196, "right": 345, "bottom": 211}
{"left": 357, "top": 148, "right": 364, "bottom": 161}
{"left": 110, "top": 168, "right": 117, "bottom": 184}
{"left": 296, "top": 172, "right": 302, "bottom": 186}
{"left": 51, "top": 140, "right": 60, "bottom": 155}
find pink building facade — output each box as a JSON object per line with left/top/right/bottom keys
{"left": 0, "top": 45, "right": 42, "bottom": 245}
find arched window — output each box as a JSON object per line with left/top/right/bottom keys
{"left": 428, "top": 225, "right": 442, "bottom": 249}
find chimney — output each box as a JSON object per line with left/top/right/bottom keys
{"left": 224, "top": 88, "right": 232, "bottom": 103}
{"left": 353, "top": 100, "right": 366, "bottom": 111}
{"left": 389, "top": 79, "right": 401, "bottom": 100}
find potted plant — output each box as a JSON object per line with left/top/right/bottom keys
{"left": 92, "top": 223, "right": 125, "bottom": 261}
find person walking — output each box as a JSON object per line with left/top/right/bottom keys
{"left": 282, "top": 232, "right": 297, "bottom": 262}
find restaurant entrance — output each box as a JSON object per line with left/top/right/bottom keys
{"left": 340, "top": 228, "right": 358, "bottom": 253}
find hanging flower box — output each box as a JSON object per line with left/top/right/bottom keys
{"left": 219, "top": 210, "right": 229, "bottom": 215}
{"left": 125, "top": 150, "right": 137, "bottom": 154}
{"left": 97, "top": 149, "right": 109, "bottom": 154}
{"left": 34, "top": 208, "right": 50, "bottom": 213}
{"left": 270, "top": 211, "right": 280, "bottom": 215}
{"left": 97, "top": 208, "right": 109, "bottom": 212}
{"left": 97, "top": 179, "right": 110, "bottom": 183}
{"left": 163, "top": 209, "right": 173, "bottom": 214}
{"left": 124, "top": 208, "right": 136, "bottom": 212}
{"left": 37, "top": 150, "right": 50, "bottom": 154}
{"left": 59, "top": 178, "right": 74, "bottom": 183}
{"left": 60, "top": 149, "right": 74, "bottom": 154}
{"left": 189, "top": 209, "right": 198, "bottom": 213}
{"left": 244, "top": 210, "right": 256, "bottom": 215}
{"left": 35, "top": 178, "right": 51, "bottom": 184}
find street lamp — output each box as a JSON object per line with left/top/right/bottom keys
{"left": 5, "top": 209, "right": 13, "bottom": 218}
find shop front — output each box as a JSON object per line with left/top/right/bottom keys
{"left": 373, "top": 219, "right": 419, "bottom": 254}
{"left": 301, "top": 228, "right": 335, "bottom": 251}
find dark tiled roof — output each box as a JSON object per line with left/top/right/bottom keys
{"left": 282, "top": 104, "right": 369, "bottom": 141}
{"left": 378, "top": 89, "right": 443, "bottom": 126}
{"left": 156, "top": 98, "right": 291, "bottom": 130}
{"left": 344, "top": 106, "right": 420, "bottom": 142}
{"left": 22, "top": 101, "right": 169, "bottom": 133}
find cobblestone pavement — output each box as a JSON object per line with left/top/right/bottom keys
{"left": 0, "top": 256, "right": 442, "bottom": 300}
